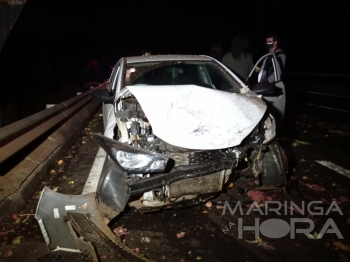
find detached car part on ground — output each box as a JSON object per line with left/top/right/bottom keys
{"left": 36, "top": 55, "right": 288, "bottom": 262}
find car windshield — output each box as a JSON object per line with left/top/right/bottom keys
{"left": 124, "top": 61, "right": 242, "bottom": 92}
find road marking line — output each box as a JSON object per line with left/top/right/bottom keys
{"left": 82, "top": 147, "right": 107, "bottom": 194}
{"left": 316, "top": 160, "right": 350, "bottom": 179}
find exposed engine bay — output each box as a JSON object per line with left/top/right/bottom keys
{"left": 98, "top": 94, "right": 282, "bottom": 209}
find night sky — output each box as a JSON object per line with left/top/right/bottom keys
{"left": 0, "top": 0, "right": 349, "bottom": 125}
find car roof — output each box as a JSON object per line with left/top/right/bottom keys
{"left": 125, "top": 55, "right": 213, "bottom": 64}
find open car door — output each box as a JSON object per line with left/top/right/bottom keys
{"left": 245, "top": 53, "right": 286, "bottom": 129}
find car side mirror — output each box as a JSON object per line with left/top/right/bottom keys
{"left": 91, "top": 89, "right": 114, "bottom": 103}
{"left": 251, "top": 82, "right": 283, "bottom": 97}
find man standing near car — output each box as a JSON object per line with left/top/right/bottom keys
{"left": 257, "top": 33, "right": 286, "bottom": 83}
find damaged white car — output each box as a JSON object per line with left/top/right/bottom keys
{"left": 36, "top": 55, "right": 288, "bottom": 261}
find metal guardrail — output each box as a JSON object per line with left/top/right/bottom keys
{"left": 284, "top": 72, "right": 350, "bottom": 116}
{"left": 0, "top": 82, "right": 107, "bottom": 164}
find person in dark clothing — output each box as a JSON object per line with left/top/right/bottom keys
{"left": 257, "top": 33, "right": 286, "bottom": 83}
{"left": 222, "top": 35, "right": 253, "bottom": 80}
{"left": 210, "top": 43, "right": 223, "bottom": 62}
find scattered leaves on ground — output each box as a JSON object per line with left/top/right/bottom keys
{"left": 1, "top": 249, "right": 13, "bottom": 258}
{"left": 0, "top": 229, "right": 14, "bottom": 236}
{"left": 299, "top": 182, "right": 326, "bottom": 191}
{"left": 337, "top": 196, "right": 350, "bottom": 204}
{"left": 141, "top": 236, "right": 151, "bottom": 243}
{"left": 12, "top": 236, "right": 23, "bottom": 245}
{"left": 205, "top": 201, "right": 212, "bottom": 208}
{"left": 292, "top": 140, "right": 311, "bottom": 146}
{"left": 333, "top": 242, "right": 350, "bottom": 251}
{"left": 176, "top": 232, "right": 186, "bottom": 238}
{"left": 245, "top": 238, "right": 275, "bottom": 251}
{"left": 113, "top": 227, "right": 129, "bottom": 237}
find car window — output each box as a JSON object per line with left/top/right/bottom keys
{"left": 124, "top": 61, "right": 242, "bottom": 93}
{"left": 246, "top": 53, "right": 279, "bottom": 88}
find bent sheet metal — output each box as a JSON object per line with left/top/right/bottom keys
{"left": 127, "top": 85, "right": 266, "bottom": 150}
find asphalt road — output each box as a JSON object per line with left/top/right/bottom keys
{"left": 1, "top": 114, "right": 350, "bottom": 262}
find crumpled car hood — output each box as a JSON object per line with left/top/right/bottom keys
{"left": 127, "top": 85, "right": 267, "bottom": 150}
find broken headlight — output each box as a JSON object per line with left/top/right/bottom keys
{"left": 93, "top": 134, "right": 169, "bottom": 173}
{"left": 115, "top": 150, "right": 167, "bottom": 172}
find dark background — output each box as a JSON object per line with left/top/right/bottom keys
{"left": 0, "top": 0, "right": 349, "bottom": 126}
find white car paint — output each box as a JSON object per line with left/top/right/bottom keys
{"left": 103, "top": 103, "right": 116, "bottom": 138}
{"left": 127, "top": 85, "right": 267, "bottom": 150}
